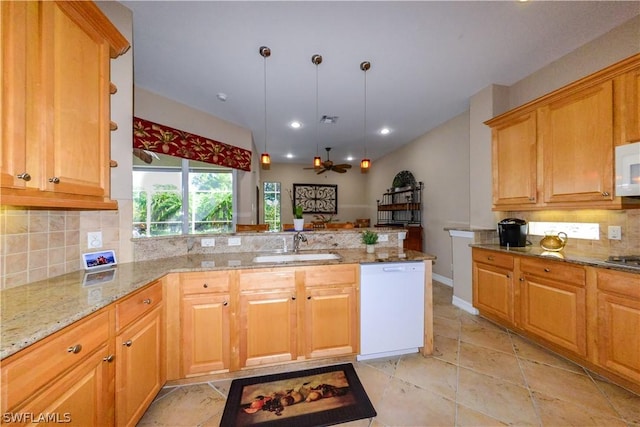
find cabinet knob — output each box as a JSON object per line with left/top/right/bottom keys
{"left": 103, "top": 354, "right": 114, "bottom": 363}
{"left": 223, "top": 301, "right": 228, "bottom": 306}
{"left": 544, "top": 268, "right": 551, "bottom": 272}
{"left": 291, "top": 296, "right": 296, "bottom": 300}
{"left": 528, "top": 197, "right": 535, "bottom": 201}
{"left": 48, "top": 177, "right": 60, "bottom": 184}
{"left": 142, "top": 298, "right": 152, "bottom": 304}
{"left": 67, "top": 344, "right": 82, "bottom": 354}
{"left": 307, "top": 296, "right": 312, "bottom": 300}
{"left": 203, "top": 283, "right": 208, "bottom": 288}
{"left": 16, "top": 172, "right": 31, "bottom": 181}
{"left": 602, "top": 192, "right": 610, "bottom": 197}
{"left": 123, "top": 340, "right": 133, "bottom": 347}
{"left": 519, "top": 277, "right": 525, "bottom": 282}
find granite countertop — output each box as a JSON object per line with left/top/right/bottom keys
{"left": 0, "top": 248, "right": 435, "bottom": 360}
{"left": 471, "top": 243, "right": 640, "bottom": 275}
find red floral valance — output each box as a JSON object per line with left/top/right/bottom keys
{"left": 133, "top": 117, "right": 252, "bottom": 171}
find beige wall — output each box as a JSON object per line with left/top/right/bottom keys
{"left": 261, "top": 163, "right": 370, "bottom": 225}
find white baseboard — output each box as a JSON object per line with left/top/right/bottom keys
{"left": 452, "top": 296, "right": 479, "bottom": 315}
{"left": 432, "top": 273, "right": 453, "bottom": 287}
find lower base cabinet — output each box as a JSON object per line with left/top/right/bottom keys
{"left": 472, "top": 249, "right": 515, "bottom": 324}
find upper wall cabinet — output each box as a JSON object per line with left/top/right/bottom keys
{"left": 0, "top": 1, "right": 129, "bottom": 209}
{"left": 486, "top": 54, "right": 640, "bottom": 211}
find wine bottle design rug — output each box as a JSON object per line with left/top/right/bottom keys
{"left": 220, "top": 363, "right": 376, "bottom": 427}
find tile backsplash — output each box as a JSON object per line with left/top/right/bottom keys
{"left": 0, "top": 207, "right": 121, "bottom": 289}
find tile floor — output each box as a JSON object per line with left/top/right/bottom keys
{"left": 137, "top": 282, "right": 640, "bottom": 426}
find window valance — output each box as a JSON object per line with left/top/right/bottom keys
{"left": 133, "top": 117, "right": 252, "bottom": 171}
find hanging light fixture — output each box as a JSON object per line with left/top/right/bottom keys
{"left": 360, "top": 60, "right": 371, "bottom": 173}
{"left": 312, "top": 54, "right": 323, "bottom": 169}
{"left": 259, "top": 46, "right": 271, "bottom": 169}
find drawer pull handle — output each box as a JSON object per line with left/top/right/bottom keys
{"left": 142, "top": 298, "right": 152, "bottom": 304}
{"left": 103, "top": 354, "right": 114, "bottom": 363}
{"left": 602, "top": 191, "right": 610, "bottom": 197}
{"left": 487, "top": 256, "right": 494, "bottom": 261}
{"left": 48, "top": 177, "right": 60, "bottom": 184}
{"left": 123, "top": 340, "right": 133, "bottom": 347}
{"left": 544, "top": 268, "right": 551, "bottom": 272}
{"left": 67, "top": 344, "right": 82, "bottom": 354}
{"left": 203, "top": 283, "right": 208, "bottom": 288}
{"left": 16, "top": 172, "right": 31, "bottom": 181}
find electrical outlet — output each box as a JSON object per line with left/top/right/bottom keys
{"left": 608, "top": 225, "right": 622, "bottom": 240}
{"left": 228, "top": 237, "right": 241, "bottom": 246}
{"left": 201, "top": 238, "right": 215, "bottom": 247}
{"left": 378, "top": 234, "right": 389, "bottom": 242}
{"left": 87, "top": 231, "right": 102, "bottom": 249}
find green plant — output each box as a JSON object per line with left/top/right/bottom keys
{"left": 294, "top": 205, "right": 304, "bottom": 219}
{"left": 361, "top": 230, "right": 379, "bottom": 245}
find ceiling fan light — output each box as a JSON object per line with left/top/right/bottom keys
{"left": 360, "top": 158, "right": 371, "bottom": 173}
{"left": 260, "top": 152, "right": 271, "bottom": 169}
{"left": 313, "top": 156, "right": 322, "bottom": 168}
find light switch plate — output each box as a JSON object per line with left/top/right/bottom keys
{"left": 378, "top": 234, "right": 389, "bottom": 242}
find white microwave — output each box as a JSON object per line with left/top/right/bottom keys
{"left": 615, "top": 141, "right": 640, "bottom": 197}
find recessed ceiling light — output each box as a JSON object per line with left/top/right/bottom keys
{"left": 380, "top": 127, "right": 391, "bottom": 135}
{"left": 286, "top": 153, "right": 294, "bottom": 159}
{"left": 290, "top": 121, "right": 302, "bottom": 129}
{"left": 216, "top": 93, "right": 227, "bottom": 102}
{"left": 346, "top": 156, "right": 354, "bottom": 161}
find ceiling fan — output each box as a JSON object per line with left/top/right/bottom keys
{"left": 304, "top": 147, "right": 352, "bottom": 174}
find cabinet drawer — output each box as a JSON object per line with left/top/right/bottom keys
{"left": 520, "top": 257, "right": 585, "bottom": 286}
{"left": 304, "top": 264, "right": 358, "bottom": 287}
{"left": 239, "top": 268, "right": 296, "bottom": 291}
{"left": 472, "top": 249, "right": 514, "bottom": 270}
{"left": 1, "top": 310, "right": 110, "bottom": 412}
{"left": 181, "top": 271, "right": 230, "bottom": 295}
{"left": 597, "top": 269, "right": 640, "bottom": 299}
{"left": 116, "top": 281, "right": 162, "bottom": 331}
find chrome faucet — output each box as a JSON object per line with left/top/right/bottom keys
{"left": 292, "top": 232, "right": 308, "bottom": 253}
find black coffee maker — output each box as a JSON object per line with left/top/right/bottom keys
{"left": 498, "top": 218, "right": 528, "bottom": 247}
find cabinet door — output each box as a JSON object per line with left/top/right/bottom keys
{"left": 472, "top": 262, "right": 515, "bottom": 325}
{"left": 304, "top": 286, "right": 357, "bottom": 358}
{"left": 539, "top": 81, "right": 614, "bottom": 204}
{"left": 115, "top": 306, "right": 163, "bottom": 427}
{"left": 520, "top": 275, "right": 586, "bottom": 356}
{"left": 621, "top": 67, "right": 640, "bottom": 143}
{"left": 17, "top": 345, "right": 113, "bottom": 427}
{"left": 38, "top": 1, "right": 111, "bottom": 197}
{"left": 491, "top": 111, "right": 537, "bottom": 208}
{"left": 182, "top": 293, "right": 230, "bottom": 376}
{"left": 239, "top": 290, "right": 297, "bottom": 368}
{"left": 0, "top": 1, "right": 34, "bottom": 190}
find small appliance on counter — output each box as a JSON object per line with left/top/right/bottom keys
{"left": 498, "top": 218, "right": 528, "bottom": 247}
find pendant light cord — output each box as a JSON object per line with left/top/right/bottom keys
{"left": 263, "top": 54, "right": 268, "bottom": 153}
{"left": 363, "top": 68, "right": 367, "bottom": 158}
{"left": 315, "top": 60, "right": 319, "bottom": 158}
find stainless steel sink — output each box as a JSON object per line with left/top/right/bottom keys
{"left": 252, "top": 252, "right": 341, "bottom": 263}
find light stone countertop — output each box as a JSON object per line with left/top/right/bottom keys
{"left": 0, "top": 248, "right": 435, "bottom": 360}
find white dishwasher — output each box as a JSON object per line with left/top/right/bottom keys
{"left": 358, "top": 262, "right": 425, "bottom": 361}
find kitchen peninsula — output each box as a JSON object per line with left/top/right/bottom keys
{"left": 0, "top": 228, "right": 435, "bottom": 426}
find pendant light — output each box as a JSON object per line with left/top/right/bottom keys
{"left": 360, "top": 61, "right": 371, "bottom": 173}
{"left": 312, "top": 54, "right": 323, "bottom": 169}
{"left": 259, "top": 46, "right": 271, "bottom": 170}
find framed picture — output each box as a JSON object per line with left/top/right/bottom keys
{"left": 293, "top": 184, "right": 337, "bottom": 214}
{"left": 82, "top": 250, "right": 117, "bottom": 271}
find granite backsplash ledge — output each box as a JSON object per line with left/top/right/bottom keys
{"left": 132, "top": 228, "right": 405, "bottom": 262}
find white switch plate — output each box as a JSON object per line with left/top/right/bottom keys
{"left": 201, "top": 238, "right": 215, "bottom": 247}
{"left": 228, "top": 237, "right": 241, "bottom": 246}
{"left": 608, "top": 225, "right": 622, "bottom": 240}
{"left": 87, "top": 231, "right": 102, "bottom": 249}
{"left": 378, "top": 234, "right": 389, "bottom": 242}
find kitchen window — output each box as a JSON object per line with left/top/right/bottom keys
{"left": 133, "top": 153, "right": 235, "bottom": 236}
{"left": 263, "top": 182, "right": 281, "bottom": 231}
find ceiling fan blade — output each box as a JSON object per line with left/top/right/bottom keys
{"left": 316, "top": 168, "right": 329, "bottom": 174}
{"left": 332, "top": 167, "right": 348, "bottom": 173}
{"left": 303, "top": 167, "right": 318, "bottom": 170}
{"left": 333, "top": 164, "right": 352, "bottom": 169}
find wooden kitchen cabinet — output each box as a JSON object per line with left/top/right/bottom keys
{"left": 618, "top": 66, "right": 640, "bottom": 143}
{"left": 181, "top": 272, "right": 231, "bottom": 376}
{"left": 519, "top": 257, "right": 587, "bottom": 357}
{"left": 539, "top": 81, "right": 615, "bottom": 206}
{"left": 115, "top": 282, "right": 164, "bottom": 427}
{"left": 0, "top": 309, "right": 114, "bottom": 426}
{"left": 0, "top": 0, "right": 129, "bottom": 209}
{"left": 238, "top": 268, "right": 298, "bottom": 369}
{"left": 303, "top": 264, "right": 359, "bottom": 358}
{"left": 491, "top": 111, "right": 537, "bottom": 208}
{"left": 472, "top": 249, "right": 516, "bottom": 326}
{"left": 596, "top": 268, "right": 640, "bottom": 384}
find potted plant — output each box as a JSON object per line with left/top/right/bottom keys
{"left": 361, "top": 230, "right": 379, "bottom": 253}
{"left": 293, "top": 205, "right": 305, "bottom": 231}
